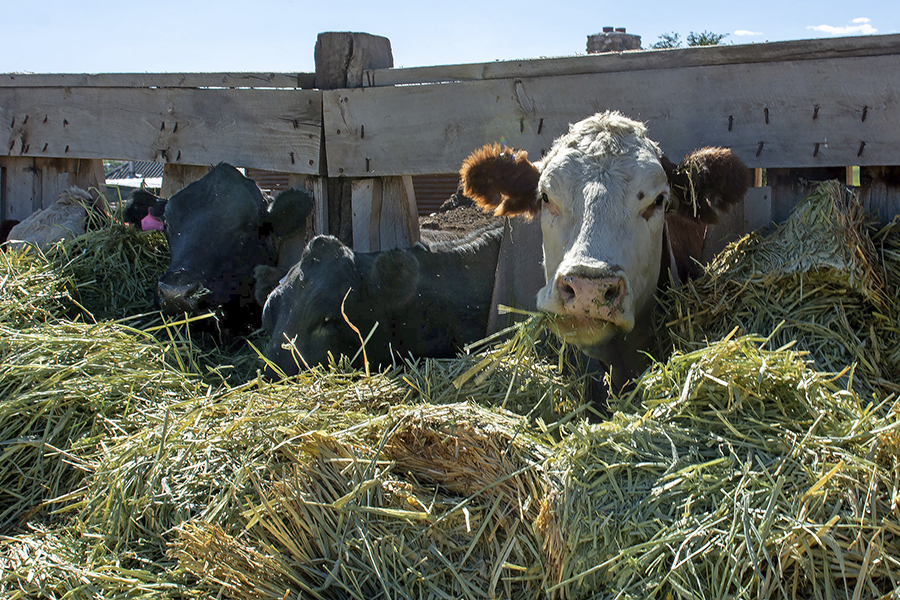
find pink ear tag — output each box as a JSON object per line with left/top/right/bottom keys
{"left": 141, "top": 210, "right": 165, "bottom": 231}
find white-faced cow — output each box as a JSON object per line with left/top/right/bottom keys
{"left": 254, "top": 224, "right": 503, "bottom": 377}
{"left": 461, "top": 111, "right": 750, "bottom": 386}
{"left": 157, "top": 163, "right": 313, "bottom": 330}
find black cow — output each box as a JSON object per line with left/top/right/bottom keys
{"left": 157, "top": 163, "right": 313, "bottom": 329}
{"left": 254, "top": 224, "right": 503, "bottom": 376}
{"left": 123, "top": 189, "right": 167, "bottom": 231}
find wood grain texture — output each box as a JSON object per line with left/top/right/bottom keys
{"left": 0, "top": 72, "right": 315, "bottom": 89}
{"left": 325, "top": 54, "right": 900, "bottom": 176}
{"left": 1, "top": 87, "right": 322, "bottom": 174}
{"left": 364, "top": 34, "right": 900, "bottom": 86}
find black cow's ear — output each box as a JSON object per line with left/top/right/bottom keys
{"left": 254, "top": 265, "right": 287, "bottom": 307}
{"left": 367, "top": 250, "right": 419, "bottom": 309}
{"left": 664, "top": 147, "right": 751, "bottom": 224}
{"left": 263, "top": 188, "right": 315, "bottom": 238}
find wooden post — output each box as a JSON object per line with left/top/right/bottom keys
{"left": 316, "top": 32, "right": 420, "bottom": 251}
{"left": 160, "top": 164, "right": 210, "bottom": 198}
{"left": 0, "top": 156, "right": 104, "bottom": 220}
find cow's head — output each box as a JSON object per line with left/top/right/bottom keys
{"left": 158, "top": 163, "right": 312, "bottom": 328}
{"left": 254, "top": 235, "right": 420, "bottom": 376}
{"left": 461, "top": 111, "right": 748, "bottom": 351}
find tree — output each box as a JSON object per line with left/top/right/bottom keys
{"left": 652, "top": 32, "right": 682, "bottom": 49}
{"left": 687, "top": 30, "right": 729, "bottom": 46}
{"left": 652, "top": 30, "right": 729, "bottom": 49}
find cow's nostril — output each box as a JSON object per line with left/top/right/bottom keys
{"left": 604, "top": 286, "right": 619, "bottom": 304}
{"left": 558, "top": 277, "right": 576, "bottom": 304}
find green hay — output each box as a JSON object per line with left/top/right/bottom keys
{"left": 537, "top": 334, "right": 900, "bottom": 600}
{"left": 4, "top": 191, "right": 900, "bottom": 600}
{"left": 662, "top": 180, "right": 900, "bottom": 398}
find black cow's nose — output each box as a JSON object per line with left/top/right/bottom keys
{"left": 157, "top": 270, "right": 204, "bottom": 314}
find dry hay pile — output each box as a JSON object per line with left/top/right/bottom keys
{"left": 2, "top": 184, "right": 900, "bottom": 600}
{"left": 538, "top": 333, "right": 900, "bottom": 599}
{"left": 662, "top": 180, "right": 900, "bottom": 398}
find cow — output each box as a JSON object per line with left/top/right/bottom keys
{"left": 157, "top": 163, "right": 313, "bottom": 330}
{"left": 123, "top": 189, "right": 166, "bottom": 231}
{"left": 5, "top": 187, "right": 104, "bottom": 251}
{"left": 254, "top": 223, "right": 504, "bottom": 377}
{"left": 461, "top": 111, "right": 750, "bottom": 388}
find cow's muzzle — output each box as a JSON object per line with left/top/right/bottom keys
{"left": 157, "top": 270, "right": 207, "bottom": 314}
{"left": 555, "top": 273, "right": 629, "bottom": 325}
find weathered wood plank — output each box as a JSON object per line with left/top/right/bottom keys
{"left": 0, "top": 156, "right": 105, "bottom": 219}
{"left": 364, "top": 33, "right": 900, "bottom": 86}
{"left": 351, "top": 179, "right": 380, "bottom": 252}
{"left": 379, "top": 175, "right": 419, "bottom": 248}
{"left": 1, "top": 72, "right": 315, "bottom": 89}
{"left": 1, "top": 87, "right": 322, "bottom": 174}
{"left": 0, "top": 157, "right": 35, "bottom": 220}
{"left": 325, "top": 54, "right": 900, "bottom": 177}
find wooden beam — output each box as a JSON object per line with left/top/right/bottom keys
{"left": 1, "top": 72, "right": 315, "bottom": 89}
{"left": 1, "top": 87, "right": 321, "bottom": 174}
{"left": 364, "top": 33, "right": 900, "bottom": 87}
{"left": 326, "top": 53, "right": 900, "bottom": 176}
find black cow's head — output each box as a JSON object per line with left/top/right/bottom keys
{"left": 157, "top": 163, "right": 312, "bottom": 329}
{"left": 254, "top": 235, "right": 420, "bottom": 376}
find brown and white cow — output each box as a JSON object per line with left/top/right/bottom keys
{"left": 461, "top": 111, "right": 750, "bottom": 386}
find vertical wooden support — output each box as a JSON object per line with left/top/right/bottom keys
{"left": 0, "top": 157, "right": 105, "bottom": 220}
{"left": 160, "top": 164, "right": 210, "bottom": 198}
{"left": 0, "top": 157, "right": 35, "bottom": 220}
{"left": 315, "top": 32, "right": 399, "bottom": 251}
{"left": 350, "top": 176, "right": 420, "bottom": 252}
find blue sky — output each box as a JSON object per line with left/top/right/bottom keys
{"left": 2, "top": 0, "right": 896, "bottom": 73}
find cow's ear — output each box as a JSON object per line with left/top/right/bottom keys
{"left": 366, "top": 250, "right": 420, "bottom": 309}
{"left": 460, "top": 143, "right": 541, "bottom": 218}
{"left": 664, "top": 147, "right": 751, "bottom": 224}
{"left": 254, "top": 265, "right": 287, "bottom": 307}
{"left": 263, "top": 188, "right": 314, "bottom": 238}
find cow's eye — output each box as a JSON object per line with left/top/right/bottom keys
{"left": 654, "top": 193, "right": 666, "bottom": 207}
{"left": 541, "top": 192, "right": 549, "bottom": 203}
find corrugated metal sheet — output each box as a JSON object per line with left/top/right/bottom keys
{"left": 105, "top": 161, "right": 165, "bottom": 180}
{"left": 245, "top": 168, "right": 291, "bottom": 194}
{"left": 413, "top": 174, "right": 459, "bottom": 215}
{"left": 242, "top": 170, "right": 459, "bottom": 216}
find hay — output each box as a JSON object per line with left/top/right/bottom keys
{"left": 169, "top": 402, "right": 550, "bottom": 600}
{"left": 4, "top": 187, "right": 900, "bottom": 600}
{"left": 662, "top": 181, "right": 900, "bottom": 397}
{"left": 537, "top": 334, "right": 900, "bottom": 600}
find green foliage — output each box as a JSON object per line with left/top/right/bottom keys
{"left": 652, "top": 30, "right": 729, "bottom": 49}
{"left": 687, "top": 30, "right": 729, "bottom": 46}
{"left": 651, "top": 32, "right": 681, "bottom": 49}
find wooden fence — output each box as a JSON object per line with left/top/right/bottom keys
{"left": 3, "top": 32, "right": 900, "bottom": 252}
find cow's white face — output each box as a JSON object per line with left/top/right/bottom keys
{"left": 535, "top": 139, "right": 669, "bottom": 348}
{"left": 461, "top": 110, "right": 749, "bottom": 358}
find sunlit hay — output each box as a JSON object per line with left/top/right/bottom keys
{"left": 0, "top": 523, "right": 179, "bottom": 600}
{"left": 661, "top": 180, "right": 900, "bottom": 397}
{"left": 73, "top": 370, "right": 409, "bottom": 561}
{"left": 0, "top": 320, "right": 203, "bottom": 533}
{"left": 536, "top": 334, "right": 900, "bottom": 600}
{"left": 169, "top": 402, "right": 551, "bottom": 600}
{"left": 0, "top": 247, "right": 78, "bottom": 327}
{"left": 401, "top": 308, "right": 593, "bottom": 427}
{"left": 47, "top": 223, "right": 169, "bottom": 324}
